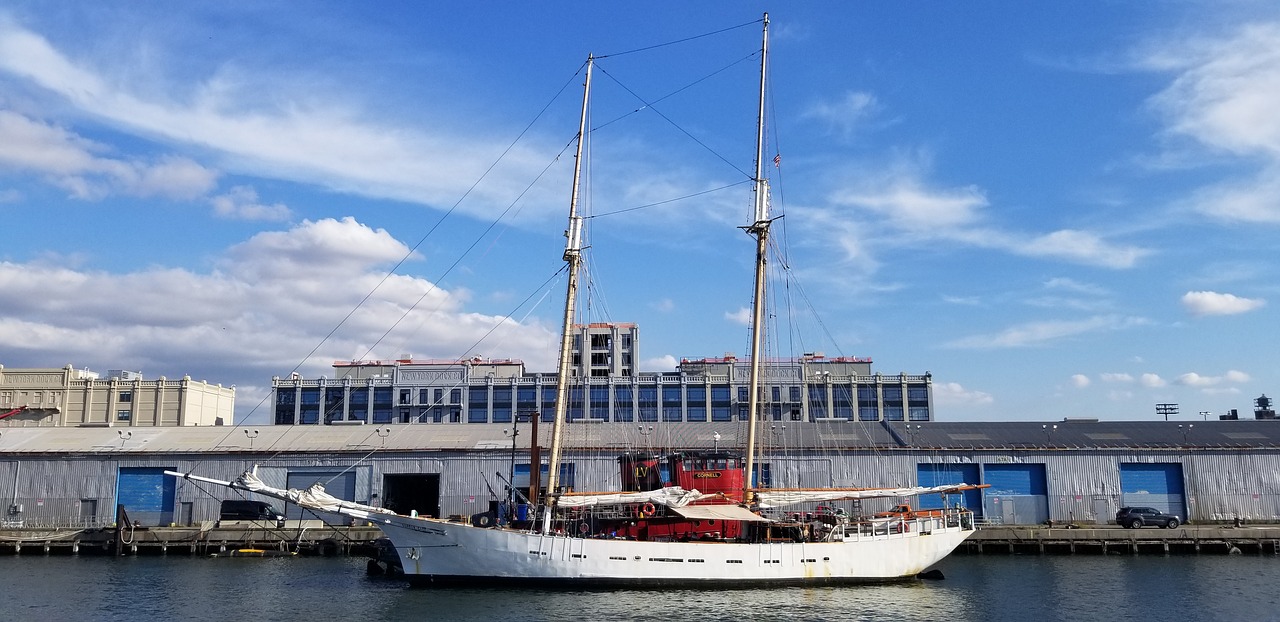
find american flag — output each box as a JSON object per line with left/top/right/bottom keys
{"left": 773, "top": 153, "right": 781, "bottom": 167}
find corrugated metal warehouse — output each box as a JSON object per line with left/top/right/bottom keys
{"left": 1, "top": 419, "right": 1278, "bottom": 528}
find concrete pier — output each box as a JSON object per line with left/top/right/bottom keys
{"left": 0, "top": 522, "right": 383, "bottom": 557}
{"left": 960, "top": 525, "right": 1280, "bottom": 555}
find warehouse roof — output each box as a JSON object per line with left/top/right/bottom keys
{"left": 0, "top": 418, "right": 1276, "bottom": 455}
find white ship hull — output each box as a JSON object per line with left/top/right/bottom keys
{"left": 375, "top": 514, "right": 973, "bottom": 585}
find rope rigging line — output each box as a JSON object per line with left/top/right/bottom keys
{"left": 596, "top": 62, "right": 756, "bottom": 180}
{"left": 597, "top": 18, "right": 762, "bottom": 58}
{"left": 584, "top": 180, "right": 751, "bottom": 219}
{"left": 187, "top": 62, "right": 590, "bottom": 470}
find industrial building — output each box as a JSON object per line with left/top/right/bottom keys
{"left": 1, "top": 418, "right": 1277, "bottom": 530}
{"left": 270, "top": 323, "right": 935, "bottom": 426}
{"left": 0, "top": 364, "right": 235, "bottom": 428}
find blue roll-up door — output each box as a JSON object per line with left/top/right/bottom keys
{"left": 1119, "top": 463, "right": 1186, "bottom": 519}
{"left": 916, "top": 463, "right": 982, "bottom": 517}
{"left": 117, "top": 467, "right": 175, "bottom": 526}
{"left": 982, "top": 463, "right": 1048, "bottom": 525}
{"left": 285, "top": 471, "right": 357, "bottom": 520}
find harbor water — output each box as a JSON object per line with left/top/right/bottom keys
{"left": 1, "top": 554, "right": 1277, "bottom": 621}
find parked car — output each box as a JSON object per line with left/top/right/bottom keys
{"left": 219, "top": 499, "right": 286, "bottom": 527}
{"left": 1116, "top": 506, "right": 1180, "bottom": 529}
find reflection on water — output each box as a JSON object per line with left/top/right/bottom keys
{"left": 1, "top": 554, "right": 1278, "bottom": 621}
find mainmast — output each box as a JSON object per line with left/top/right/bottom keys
{"left": 543, "top": 55, "right": 593, "bottom": 533}
{"left": 742, "top": 13, "right": 770, "bottom": 505}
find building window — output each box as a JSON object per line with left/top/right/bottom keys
{"left": 493, "top": 387, "right": 512, "bottom": 405}
{"left": 116, "top": 409, "right": 131, "bottom": 421}
{"left": 118, "top": 391, "right": 132, "bottom": 403}
{"left": 662, "top": 386, "right": 682, "bottom": 404}
{"left": 789, "top": 386, "right": 801, "bottom": 402}
{"left": 710, "top": 385, "right": 731, "bottom": 405}
{"left": 399, "top": 389, "right": 411, "bottom": 405}
{"left": 687, "top": 386, "right": 706, "bottom": 405}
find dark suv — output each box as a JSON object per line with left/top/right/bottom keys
{"left": 1116, "top": 506, "right": 1180, "bottom": 529}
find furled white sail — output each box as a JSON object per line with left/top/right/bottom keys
{"left": 232, "top": 467, "right": 396, "bottom": 516}
{"left": 554, "top": 486, "right": 718, "bottom": 509}
{"left": 753, "top": 484, "right": 978, "bottom": 508}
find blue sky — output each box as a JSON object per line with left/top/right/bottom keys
{"left": 2, "top": 2, "right": 1278, "bottom": 425}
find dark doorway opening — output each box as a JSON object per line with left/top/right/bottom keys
{"left": 383, "top": 473, "right": 441, "bottom": 519}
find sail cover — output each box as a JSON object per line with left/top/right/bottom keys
{"left": 672, "top": 504, "right": 771, "bottom": 522}
{"left": 753, "top": 483, "right": 980, "bottom": 509}
{"left": 233, "top": 468, "right": 394, "bottom": 516}
{"left": 554, "top": 486, "right": 718, "bottom": 509}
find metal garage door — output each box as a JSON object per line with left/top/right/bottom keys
{"left": 1120, "top": 463, "right": 1186, "bottom": 519}
{"left": 982, "top": 463, "right": 1048, "bottom": 525}
{"left": 916, "top": 463, "right": 982, "bottom": 517}
{"left": 117, "top": 467, "right": 175, "bottom": 526}
{"left": 284, "top": 470, "right": 357, "bottom": 520}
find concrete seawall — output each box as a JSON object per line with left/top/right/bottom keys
{"left": 0, "top": 523, "right": 384, "bottom": 556}
{"left": 961, "top": 525, "right": 1280, "bottom": 555}
{"left": 5, "top": 523, "right": 1279, "bottom": 557}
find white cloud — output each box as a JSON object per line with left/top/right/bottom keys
{"left": 651, "top": 298, "right": 675, "bottom": 313}
{"left": 1143, "top": 22, "right": 1280, "bottom": 223}
{"left": 1044, "top": 277, "right": 1108, "bottom": 296}
{"left": 0, "top": 218, "right": 559, "bottom": 421}
{"left": 942, "top": 295, "right": 982, "bottom": 306}
{"left": 945, "top": 315, "right": 1147, "bottom": 349}
{"left": 725, "top": 307, "right": 751, "bottom": 326}
{"left": 210, "top": 185, "right": 291, "bottom": 221}
{"left": 1140, "top": 373, "right": 1167, "bottom": 388}
{"left": 0, "top": 110, "right": 219, "bottom": 200}
{"left": 1144, "top": 22, "right": 1280, "bottom": 159}
{"left": 833, "top": 174, "right": 986, "bottom": 231}
{"left": 1101, "top": 373, "right": 1134, "bottom": 383}
{"left": 1181, "top": 290, "right": 1266, "bottom": 316}
{"left": 1013, "top": 229, "right": 1148, "bottom": 269}
{"left": 1070, "top": 374, "right": 1090, "bottom": 388}
{"left": 0, "top": 21, "right": 558, "bottom": 221}
{"left": 642, "top": 355, "right": 677, "bottom": 370}
{"left": 825, "top": 162, "right": 1148, "bottom": 270}
{"left": 1175, "top": 369, "right": 1250, "bottom": 387}
{"left": 803, "top": 91, "right": 881, "bottom": 136}
{"left": 931, "top": 382, "right": 994, "bottom": 406}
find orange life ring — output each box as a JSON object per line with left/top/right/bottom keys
{"left": 641, "top": 503, "right": 656, "bottom": 516}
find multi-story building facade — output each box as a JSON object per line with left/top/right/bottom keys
{"left": 0, "top": 364, "right": 235, "bottom": 427}
{"left": 271, "top": 323, "right": 933, "bottom": 425}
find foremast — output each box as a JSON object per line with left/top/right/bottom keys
{"left": 741, "top": 13, "right": 771, "bottom": 505}
{"left": 543, "top": 55, "right": 593, "bottom": 534}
